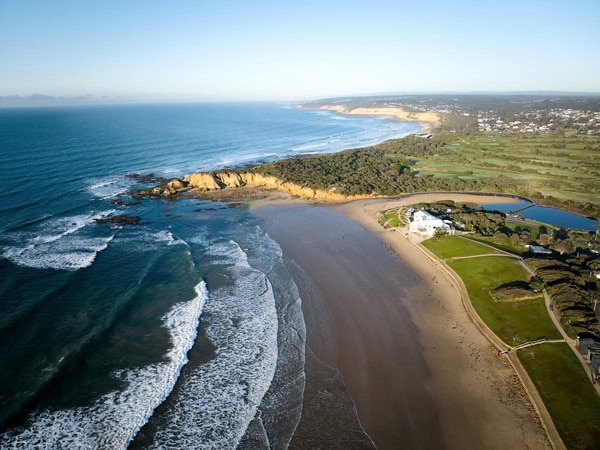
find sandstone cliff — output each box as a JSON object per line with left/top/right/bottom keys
{"left": 140, "top": 171, "right": 368, "bottom": 202}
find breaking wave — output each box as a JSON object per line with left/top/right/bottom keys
{"left": 0, "top": 282, "right": 208, "bottom": 449}
{"left": 147, "top": 236, "right": 279, "bottom": 449}
{"left": 1, "top": 211, "right": 116, "bottom": 271}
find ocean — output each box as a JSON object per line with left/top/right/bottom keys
{"left": 0, "top": 102, "right": 420, "bottom": 449}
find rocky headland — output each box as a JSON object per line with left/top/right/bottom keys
{"left": 131, "top": 171, "right": 370, "bottom": 202}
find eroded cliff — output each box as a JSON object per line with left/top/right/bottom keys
{"left": 135, "top": 171, "right": 368, "bottom": 202}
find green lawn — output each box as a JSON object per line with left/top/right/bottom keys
{"left": 422, "top": 235, "right": 501, "bottom": 259}
{"left": 518, "top": 344, "right": 600, "bottom": 449}
{"left": 447, "top": 257, "right": 562, "bottom": 345}
{"left": 379, "top": 208, "right": 400, "bottom": 228}
{"left": 464, "top": 235, "right": 528, "bottom": 257}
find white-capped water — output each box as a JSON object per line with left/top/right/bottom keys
{"left": 1, "top": 211, "right": 116, "bottom": 271}
{"left": 148, "top": 236, "right": 279, "bottom": 449}
{"left": 0, "top": 102, "right": 409, "bottom": 447}
{"left": 87, "top": 176, "right": 135, "bottom": 200}
{"left": 0, "top": 282, "right": 208, "bottom": 450}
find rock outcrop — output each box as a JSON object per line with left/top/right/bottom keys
{"left": 95, "top": 215, "right": 142, "bottom": 225}
{"left": 133, "top": 171, "right": 369, "bottom": 202}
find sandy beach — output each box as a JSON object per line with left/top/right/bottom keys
{"left": 254, "top": 193, "right": 552, "bottom": 449}
{"left": 318, "top": 105, "right": 441, "bottom": 131}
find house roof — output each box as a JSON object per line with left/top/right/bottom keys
{"left": 528, "top": 245, "right": 552, "bottom": 254}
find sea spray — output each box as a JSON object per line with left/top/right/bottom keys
{"left": 1, "top": 210, "right": 116, "bottom": 271}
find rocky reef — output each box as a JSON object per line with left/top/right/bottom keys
{"left": 95, "top": 215, "right": 142, "bottom": 225}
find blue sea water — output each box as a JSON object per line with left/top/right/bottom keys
{"left": 0, "top": 102, "right": 420, "bottom": 448}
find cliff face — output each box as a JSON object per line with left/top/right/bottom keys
{"left": 145, "top": 171, "right": 368, "bottom": 202}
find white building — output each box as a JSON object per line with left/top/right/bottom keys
{"left": 409, "top": 210, "right": 453, "bottom": 237}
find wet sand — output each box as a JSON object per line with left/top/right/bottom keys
{"left": 254, "top": 196, "right": 551, "bottom": 449}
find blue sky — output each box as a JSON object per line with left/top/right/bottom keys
{"left": 1, "top": 0, "right": 599, "bottom": 101}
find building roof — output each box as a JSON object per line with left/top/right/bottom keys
{"left": 528, "top": 245, "right": 552, "bottom": 255}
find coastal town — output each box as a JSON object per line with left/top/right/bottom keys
{"left": 308, "top": 94, "right": 600, "bottom": 135}
{"left": 475, "top": 108, "right": 600, "bottom": 134}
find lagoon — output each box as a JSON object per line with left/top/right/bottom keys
{"left": 479, "top": 200, "right": 597, "bottom": 232}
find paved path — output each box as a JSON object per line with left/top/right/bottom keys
{"left": 515, "top": 339, "right": 565, "bottom": 350}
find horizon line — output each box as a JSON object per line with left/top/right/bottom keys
{"left": 2, "top": 90, "right": 600, "bottom": 108}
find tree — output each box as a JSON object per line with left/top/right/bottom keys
{"left": 433, "top": 227, "right": 445, "bottom": 241}
{"left": 555, "top": 238, "right": 575, "bottom": 255}
{"left": 538, "top": 234, "right": 551, "bottom": 246}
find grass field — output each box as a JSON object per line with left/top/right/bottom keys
{"left": 424, "top": 235, "right": 600, "bottom": 448}
{"left": 518, "top": 344, "right": 600, "bottom": 449}
{"left": 463, "top": 236, "right": 526, "bottom": 256}
{"left": 417, "top": 133, "right": 600, "bottom": 205}
{"left": 446, "top": 256, "right": 562, "bottom": 345}
{"left": 379, "top": 208, "right": 401, "bottom": 228}
{"left": 422, "top": 235, "right": 501, "bottom": 259}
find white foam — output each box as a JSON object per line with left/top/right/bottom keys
{"left": 291, "top": 142, "right": 328, "bottom": 152}
{"left": 159, "top": 167, "right": 182, "bottom": 175}
{"left": 148, "top": 237, "right": 279, "bottom": 449}
{"left": 0, "top": 281, "right": 208, "bottom": 450}
{"left": 153, "top": 230, "right": 175, "bottom": 242}
{"left": 2, "top": 211, "right": 116, "bottom": 271}
{"left": 3, "top": 235, "right": 115, "bottom": 271}
{"left": 87, "top": 176, "right": 135, "bottom": 200}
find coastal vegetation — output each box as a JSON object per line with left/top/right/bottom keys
{"left": 526, "top": 256, "right": 600, "bottom": 338}
{"left": 415, "top": 202, "right": 599, "bottom": 339}
{"left": 378, "top": 208, "right": 402, "bottom": 228}
{"left": 246, "top": 131, "right": 599, "bottom": 218}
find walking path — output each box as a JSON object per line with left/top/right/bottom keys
{"left": 398, "top": 231, "right": 600, "bottom": 447}
{"left": 406, "top": 234, "right": 565, "bottom": 450}
{"left": 515, "top": 338, "right": 565, "bottom": 350}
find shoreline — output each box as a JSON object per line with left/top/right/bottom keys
{"left": 254, "top": 194, "right": 552, "bottom": 449}
{"left": 314, "top": 104, "right": 441, "bottom": 132}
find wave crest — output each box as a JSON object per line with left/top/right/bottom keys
{"left": 0, "top": 282, "right": 208, "bottom": 449}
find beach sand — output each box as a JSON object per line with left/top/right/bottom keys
{"left": 318, "top": 105, "right": 441, "bottom": 131}
{"left": 254, "top": 194, "right": 552, "bottom": 449}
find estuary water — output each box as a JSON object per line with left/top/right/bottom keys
{"left": 479, "top": 200, "right": 598, "bottom": 231}
{"left": 0, "top": 102, "right": 420, "bottom": 448}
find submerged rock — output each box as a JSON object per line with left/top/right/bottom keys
{"left": 95, "top": 215, "right": 142, "bottom": 226}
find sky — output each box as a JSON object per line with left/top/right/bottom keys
{"left": 1, "top": 0, "right": 599, "bottom": 102}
